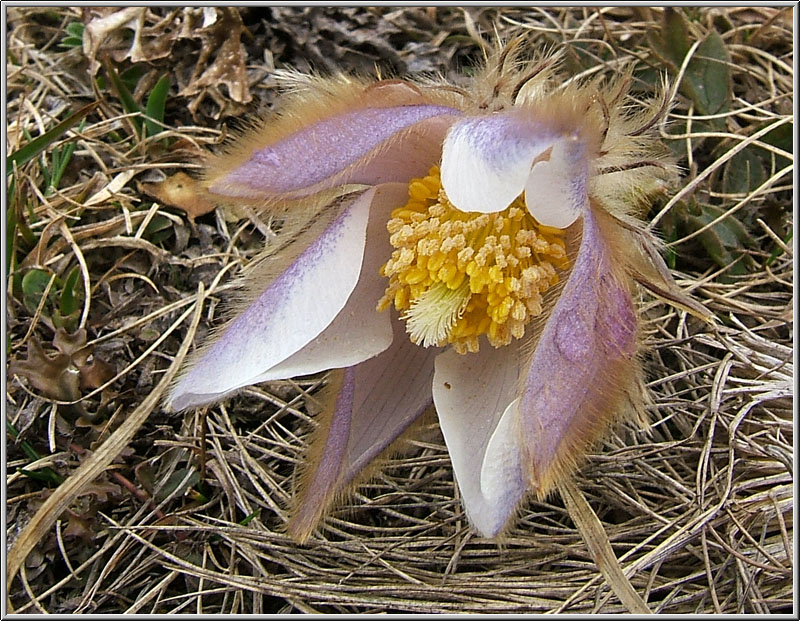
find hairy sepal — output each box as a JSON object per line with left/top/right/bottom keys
{"left": 201, "top": 77, "right": 460, "bottom": 205}
{"left": 287, "top": 317, "right": 436, "bottom": 543}
{"left": 168, "top": 186, "right": 392, "bottom": 411}
{"left": 519, "top": 206, "right": 644, "bottom": 497}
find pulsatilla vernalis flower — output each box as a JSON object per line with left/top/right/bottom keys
{"left": 168, "top": 43, "right": 710, "bottom": 541}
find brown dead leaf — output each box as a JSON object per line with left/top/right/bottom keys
{"left": 9, "top": 329, "right": 116, "bottom": 405}
{"left": 9, "top": 339, "right": 79, "bottom": 402}
{"left": 53, "top": 328, "right": 92, "bottom": 365}
{"left": 62, "top": 510, "right": 95, "bottom": 541}
{"left": 78, "top": 480, "right": 124, "bottom": 504}
{"left": 140, "top": 172, "right": 216, "bottom": 221}
{"left": 83, "top": 7, "right": 145, "bottom": 75}
{"left": 79, "top": 8, "right": 252, "bottom": 118}
{"left": 62, "top": 479, "right": 122, "bottom": 541}
{"left": 82, "top": 7, "right": 179, "bottom": 75}
{"left": 179, "top": 8, "right": 252, "bottom": 116}
{"left": 79, "top": 359, "right": 116, "bottom": 391}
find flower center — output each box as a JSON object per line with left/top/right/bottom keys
{"left": 378, "top": 166, "right": 570, "bottom": 353}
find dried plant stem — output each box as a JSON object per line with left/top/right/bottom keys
{"left": 649, "top": 116, "right": 792, "bottom": 230}
{"left": 559, "top": 478, "right": 651, "bottom": 614}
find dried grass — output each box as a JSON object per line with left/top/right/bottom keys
{"left": 5, "top": 6, "right": 794, "bottom": 614}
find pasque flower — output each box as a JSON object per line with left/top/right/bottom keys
{"left": 168, "top": 42, "right": 709, "bottom": 541}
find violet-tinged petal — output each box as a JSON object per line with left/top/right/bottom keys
{"left": 441, "top": 114, "right": 552, "bottom": 213}
{"left": 340, "top": 116, "right": 455, "bottom": 189}
{"left": 432, "top": 342, "right": 526, "bottom": 538}
{"left": 168, "top": 188, "right": 378, "bottom": 411}
{"left": 250, "top": 184, "right": 409, "bottom": 383}
{"left": 289, "top": 365, "right": 355, "bottom": 542}
{"left": 209, "top": 105, "right": 459, "bottom": 198}
{"left": 524, "top": 137, "right": 587, "bottom": 228}
{"left": 519, "top": 209, "right": 638, "bottom": 493}
{"left": 440, "top": 112, "right": 588, "bottom": 227}
{"left": 288, "top": 317, "right": 436, "bottom": 541}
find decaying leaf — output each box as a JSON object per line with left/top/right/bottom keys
{"left": 62, "top": 510, "right": 96, "bottom": 541}
{"left": 9, "top": 329, "right": 115, "bottom": 406}
{"left": 83, "top": 7, "right": 179, "bottom": 75}
{"left": 82, "top": 7, "right": 251, "bottom": 117}
{"left": 9, "top": 338, "right": 80, "bottom": 402}
{"left": 140, "top": 173, "right": 217, "bottom": 221}
{"left": 179, "top": 7, "right": 252, "bottom": 117}
{"left": 60, "top": 479, "right": 124, "bottom": 540}
{"left": 79, "top": 358, "right": 116, "bottom": 391}
{"left": 53, "top": 326, "right": 93, "bottom": 364}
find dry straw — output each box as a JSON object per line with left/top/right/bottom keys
{"left": 5, "top": 6, "right": 793, "bottom": 614}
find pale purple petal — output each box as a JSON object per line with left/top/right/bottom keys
{"left": 343, "top": 320, "right": 436, "bottom": 478}
{"left": 432, "top": 342, "right": 526, "bottom": 538}
{"left": 168, "top": 188, "right": 378, "bottom": 411}
{"left": 250, "top": 184, "right": 410, "bottom": 383}
{"left": 209, "top": 106, "right": 459, "bottom": 198}
{"left": 341, "top": 116, "right": 455, "bottom": 188}
{"left": 440, "top": 112, "right": 588, "bottom": 226}
{"left": 289, "top": 365, "right": 355, "bottom": 541}
{"left": 519, "top": 209, "right": 637, "bottom": 491}
{"left": 441, "top": 113, "right": 559, "bottom": 213}
{"left": 288, "top": 317, "right": 436, "bottom": 540}
{"left": 524, "top": 137, "right": 587, "bottom": 228}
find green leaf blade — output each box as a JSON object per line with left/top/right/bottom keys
{"left": 6, "top": 102, "right": 98, "bottom": 172}
{"left": 144, "top": 74, "right": 171, "bottom": 138}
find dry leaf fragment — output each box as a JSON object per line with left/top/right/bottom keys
{"left": 53, "top": 327, "right": 92, "bottom": 364}
{"left": 179, "top": 8, "right": 252, "bottom": 115}
{"left": 83, "top": 7, "right": 146, "bottom": 75}
{"left": 9, "top": 339, "right": 79, "bottom": 402}
{"left": 9, "top": 329, "right": 115, "bottom": 403}
{"left": 79, "top": 359, "right": 115, "bottom": 391}
{"left": 82, "top": 7, "right": 251, "bottom": 118}
{"left": 84, "top": 170, "right": 138, "bottom": 207}
{"left": 140, "top": 172, "right": 216, "bottom": 221}
{"left": 82, "top": 7, "right": 178, "bottom": 75}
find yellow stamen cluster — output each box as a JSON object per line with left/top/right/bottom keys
{"left": 378, "top": 166, "right": 570, "bottom": 353}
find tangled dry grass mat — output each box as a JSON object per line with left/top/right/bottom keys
{"left": 5, "top": 6, "right": 793, "bottom": 614}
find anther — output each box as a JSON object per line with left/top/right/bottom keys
{"left": 379, "top": 165, "right": 570, "bottom": 351}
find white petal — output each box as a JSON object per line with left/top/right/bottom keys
{"left": 251, "top": 183, "right": 409, "bottom": 383}
{"left": 169, "top": 188, "right": 377, "bottom": 410}
{"left": 433, "top": 342, "right": 526, "bottom": 538}
{"left": 524, "top": 137, "right": 588, "bottom": 229}
{"left": 480, "top": 397, "right": 524, "bottom": 509}
{"left": 440, "top": 114, "right": 557, "bottom": 213}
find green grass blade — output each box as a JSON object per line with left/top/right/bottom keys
{"left": 105, "top": 60, "right": 142, "bottom": 131}
{"left": 6, "top": 204, "right": 17, "bottom": 274}
{"left": 6, "top": 101, "right": 98, "bottom": 172}
{"left": 45, "top": 119, "right": 86, "bottom": 194}
{"left": 59, "top": 264, "right": 82, "bottom": 317}
{"left": 765, "top": 230, "right": 792, "bottom": 267}
{"left": 144, "top": 74, "right": 171, "bottom": 138}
